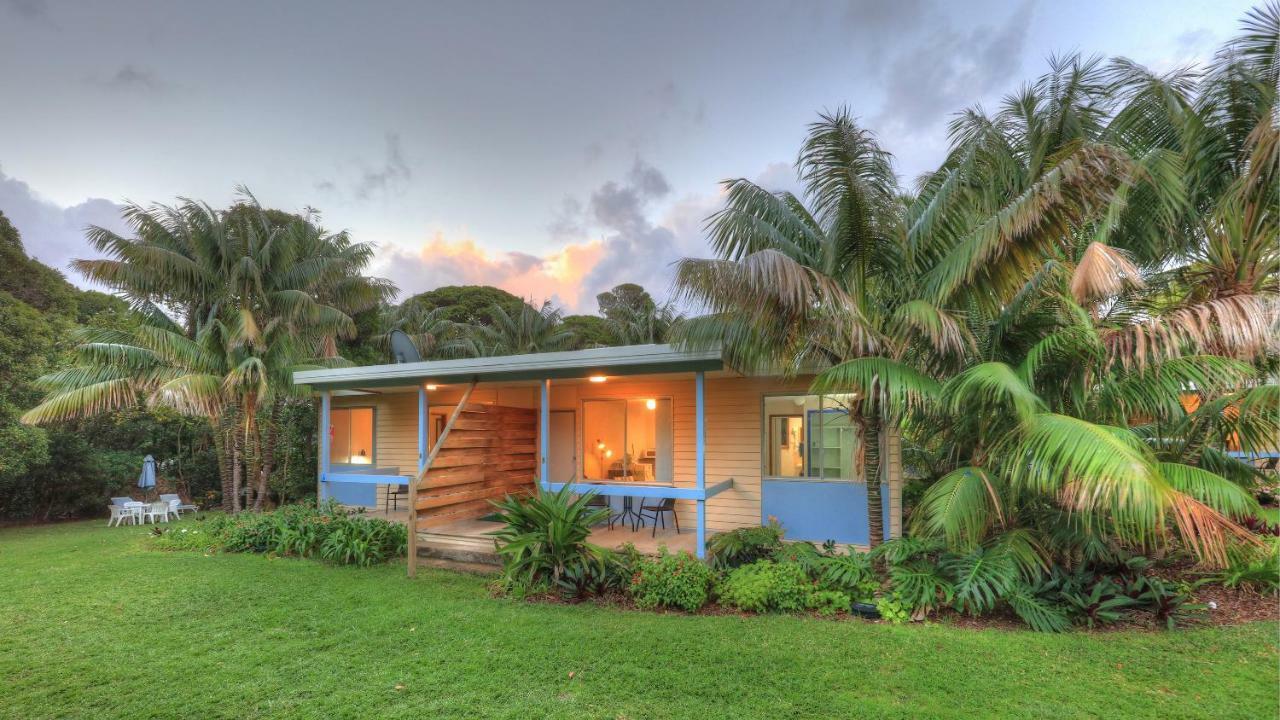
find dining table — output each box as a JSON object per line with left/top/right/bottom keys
{"left": 579, "top": 478, "right": 675, "bottom": 532}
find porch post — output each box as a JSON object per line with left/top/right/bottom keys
{"left": 318, "top": 390, "right": 331, "bottom": 501}
{"left": 695, "top": 370, "right": 706, "bottom": 558}
{"left": 539, "top": 379, "right": 550, "bottom": 490}
{"left": 417, "top": 386, "right": 428, "bottom": 474}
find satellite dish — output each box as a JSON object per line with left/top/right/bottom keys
{"left": 388, "top": 330, "right": 422, "bottom": 364}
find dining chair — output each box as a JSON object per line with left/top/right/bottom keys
{"left": 637, "top": 497, "right": 679, "bottom": 537}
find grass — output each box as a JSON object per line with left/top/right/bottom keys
{"left": 0, "top": 520, "right": 1276, "bottom": 720}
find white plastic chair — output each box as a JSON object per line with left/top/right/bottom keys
{"left": 108, "top": 505, "right": 133, "bottom": 527}
{"left": 159, "top": 493, "right": 198, "bottom": 517}
{"left": 144, "top": 501, "right": 171, "bottom": 523}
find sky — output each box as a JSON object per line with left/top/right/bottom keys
{"left": 0, "top": 0, "right": 1258, "bottom": 313}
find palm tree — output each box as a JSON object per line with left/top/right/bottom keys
{"left": 451, "top": 300, "right": 576, "bottom": 357}
{"left": 22, "top": 190, "right": 392, "bottom": 511}
{"left": 909, "top": 291, "right": 1271, "bottom": 567}
{"left": 377, "top": 304, "right": 458, "bottom": 360}
{"left": 605, "top": 299, "right": 682, "bottom": 345}
{"left": 676, "top": 108, "right": 953, "bottom": 546}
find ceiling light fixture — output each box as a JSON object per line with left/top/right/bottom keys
{"left": 589, "top": 375, "right": 607, "bottom": 383}
{"left": 425, "top": 384, "right": 438, "bottom": 391}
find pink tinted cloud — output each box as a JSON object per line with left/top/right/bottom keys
{"left": 376, "top": 231, "right": 605, "bottom": 310}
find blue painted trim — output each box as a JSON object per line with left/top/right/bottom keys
{"left": 547, "top": 482, "right": 708, "bottom": 500}
{"left": 322, "top": 473, "right": 411, "bottom": 485}
{"left": 539, "top": 379, "right": 551, "bottom": 490}
{"left": 1227, "top": 450, "right": 1280, "bottom": 459}
{"left": 695, "top": 370, "right": 706, "bottom": 558}
{"left": 319, "top": 391, "right": 331, "bottom": 501}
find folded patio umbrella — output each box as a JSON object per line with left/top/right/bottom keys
{"left": 137, "top": 455, "right": 156, "bottom": 500}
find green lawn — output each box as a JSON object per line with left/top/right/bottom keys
{"left": 0, "top": 520, "right": 1275, "bottom": 720}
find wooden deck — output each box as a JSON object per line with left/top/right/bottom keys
{"left": 348, "top": 506, "right": 699, "bottom": 564}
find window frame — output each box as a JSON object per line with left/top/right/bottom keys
{"left": 760, "top": 393, "right": 860, "bottom": 483}
{"left": 579, "top": 395, "right": 674, "bottom": 485}
{"left": 329, "top": 405, "right": 377, "bottom": 467}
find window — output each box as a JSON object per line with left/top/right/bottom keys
{"left": 582, "top": 398, "right": 673, "bottom": 483}
{"left": 330, "top": 407, "right": 374, "bottom": 465}
{"left": 764, "top": 394, "right": 859, "bottom": 481}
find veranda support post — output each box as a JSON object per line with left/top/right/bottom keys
{"left": 695, "top": 370, "right": 706, "bottom": 559}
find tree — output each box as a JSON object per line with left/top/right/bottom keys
{"left": 676, "top": 109, "right": 949, "bottom": 546}
{"left": 562, "top": 314, "right": 615, "bottom": 349}
{"left": 22, "top": 190, "right": 394, "bottom": 512}
{"left": 451, "top": 300, "right": 575, "bottom": 357}
{"left": 399, "top": 285, "right": 523, "bottom": 326}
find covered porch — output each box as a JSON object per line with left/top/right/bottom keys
{"left": 295, "top": 345, "right": 736, "bottom": 573}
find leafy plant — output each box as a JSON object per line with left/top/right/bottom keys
{"left": 717, "top": 561, "right": 815, "bottom": 613}
{"left": 629, "top": 550, "right": 715, "bottom": 612}
{"left": 705, "top": 521, "right": 784, "bottom": 570}
{"left": 489, "top": 485, "right": 613, "bottom": 598}
{"left": 875, "top": 592, "right": 911, "bottom": 624}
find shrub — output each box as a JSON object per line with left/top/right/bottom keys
{"left": 148, "top": 524, "right": 222, "bottom": 553}
{"left": 490, "top": 485, "right": 614, "bottom": 599}
{"left": 705, "top": 521, "right": 783, "bottom": 570}
{"left": 717, "top": 561, "right": 815, "bottom": 613}
{"left": 629, "top": 550, "right": 715, "bottom": 612}
{"left": 808, "top": 590, "right": 851, "bottom": 616}
{"left": 875, "top": 592, "right": 911, "bottom": 624}
{"left": 213, "top": 502, "right": 406, "bottom": 566}
{"left": 1218, "top": 540, "right": 1280, "bottom": 592}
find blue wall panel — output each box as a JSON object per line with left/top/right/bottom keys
{"left": 761, "top": 480, "right": 891, "bottom": 545}
{"left": 326, "top": 481, "right": 376, "bottom": 506}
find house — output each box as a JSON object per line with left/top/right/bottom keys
{"left": 293, "top": 344, "right": 902, "bottom": 572}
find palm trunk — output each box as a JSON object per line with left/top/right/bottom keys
{"left": 254, "top": 402, "right": 280, "bottom": 511}
{"left": 214, "top": 414, "right": 235, "bottom": 513}
{"left": 863, "top": 411, "right": 884, "bottom": 547}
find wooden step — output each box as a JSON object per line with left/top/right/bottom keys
{"left": 417, "top": 532, "right": 501, "bottom": 566}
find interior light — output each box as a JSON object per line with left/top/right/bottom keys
{"left": 645, "top": 399, "right": 657, "bottom": 410}
{"left": 589, "top": 375, "right": 607, "bottom": 383}
{"left": 425, "top": 384, "right": 438, "bottom": 391}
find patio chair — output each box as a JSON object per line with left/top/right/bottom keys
{"left": 108, "top": 504, "right": 135, "bottom": 527}
{"left": 383, "top": 484, "right": 408, "bottom": 512}
{"left": 637, "top": 497, "right": 680, "bottom": 537}
{"left": 144, "top": 501, "right": 172, "bottom": 524}
{"left": 585, "top": 493, "right": 614, "bottom": 530}
{"left": 159, "top": 494, "right": 199, "bottom": 517}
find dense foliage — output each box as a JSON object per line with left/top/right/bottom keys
{"left": 150, "top": 502, "right": 407, "bottom": 566}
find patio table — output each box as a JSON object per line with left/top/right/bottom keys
{"left": 123, "top": 502, "right": 146, "bottom": 525}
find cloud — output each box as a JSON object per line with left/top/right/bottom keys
{"left": 874, "top": 2, "right": 1034, "bottom": 134}
{"left": 2, "top": 0, "right": 52, "bottom": 25}
{"left": 0, "top": 168, "right": 126, "bottom": 283}
{"left": 90, "top": 65, "right": 167, "bottom": 94}
{"left": 354, "top": 133, "right": 412, "bottom": 200}
{"left": 374, "top": 232, "right": 605, "bottom": 310}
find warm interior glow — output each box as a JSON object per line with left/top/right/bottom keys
{"left": 589, "top": 375, "right": 607, "bottom": 383}
{"left": 645, "top": 398, "right": 657, "bottom": 410}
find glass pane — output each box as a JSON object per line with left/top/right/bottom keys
{"left": 763, "top": 395, "right": 820, "bottom": 478}
{"left": 330, "top": 409, "right": 352, "bottom": 464}
{"left": 583, "top": 400, "right": 625, "bottom": 480}
{"left": 820, "top": 395, "right": 856, "bottom": 480}
{"left": 625, "top": 398, "right": 671, "bottom": 483}
{"left": 348, "top": 408, "right": 374, "bottom": 464}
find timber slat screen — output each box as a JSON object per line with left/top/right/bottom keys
{"left": 415, "top": 403, "right": 538, "bottom": 529}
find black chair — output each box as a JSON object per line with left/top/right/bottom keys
{"left": 637, "top": 497, "right": 679, "bottom": 537}
{"left": 585, "top": 493, "right": 615, "bottom": 530}
{"left": 384, "top": 484, "right": 408, "bottom": 512}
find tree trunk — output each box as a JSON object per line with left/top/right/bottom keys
{"left": 863, "top": 411, "right": 884, "bottom": 547}
{"left": 230, "top": 412, "right": 244, "bottom": 513}
{"left": 254, "top": 402, "right": 280, "bottom": 511}
{"left": 214, "top": 414, "right": 235, "bottom": 513}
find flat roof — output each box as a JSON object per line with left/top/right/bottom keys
{"left": 293, "top": 343, "right": 724, "bottom": 390}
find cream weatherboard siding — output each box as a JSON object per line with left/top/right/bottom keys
{"left": 327, "top": 374, "right": 903, "bottom": 537}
